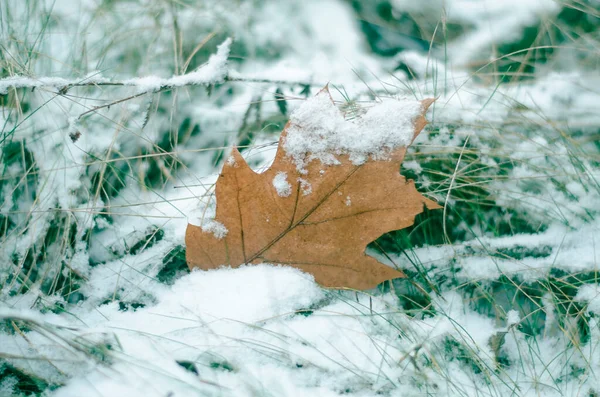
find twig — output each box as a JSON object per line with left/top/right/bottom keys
{"left": 2, "top": 72, "right": 320, "bottom": 122}
{"left": 0, "top": 37, "right": 320, "bottom": 99}
{"left": 0, "top": 74, "right": 319, "bottom": 94}
{"left": 77, "top": 91, "right": 151, "bottom": 119}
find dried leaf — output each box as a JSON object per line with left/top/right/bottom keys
{"left": 186, "top": 90, "right": 439, "bottom": 290}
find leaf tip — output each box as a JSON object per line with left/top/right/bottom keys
{"left": 421, "top": 97, "right": 436, "bottom": 112}
{"left": 424, "top": 196, "right": 442, "bottom": 210}
{"left": 412, "top": 98, "right": 435, "bottom": 143}
{"left": 224, "top": 147, "right": 253, "bottom": 172}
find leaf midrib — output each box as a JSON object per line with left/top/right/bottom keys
{"left": 244, "top": 165, "right": 361, "bottom": 263}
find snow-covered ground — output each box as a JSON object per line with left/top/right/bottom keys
{"left": 1, "top": 0, "right": 599, "bottom": 396}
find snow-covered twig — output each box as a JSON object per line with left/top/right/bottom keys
{"left": 0, "top": 74, "right": 317, "bottom": 94}
{"left": 1, "top": 37, "right": 319, "bottom": 122}
{"left": 0, "top": 38, "right": 232, "bottom": 95}
{"left": 0, "top": 38, "right": 318, "bottom": 97}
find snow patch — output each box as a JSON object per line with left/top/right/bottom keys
{"left": 272, "top": 171, "right": 292, "bottom": 197}
{"left": 507, "top": 310, "right": 520, "bottom": 327}
{"left": 283, "top": 90, "right": 423, "bottom": 172}
{"left": 200, "top": 220, "right": 228, "bottom": 239}
{"left": 576, "top": 284, "right": 600, "bottom": 314}
{"left": 226, "top": 154, "right": 237, "bottom": 166}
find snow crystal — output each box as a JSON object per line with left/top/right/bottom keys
{"left": 201, "top": 219, "right": 228, "bottom": 239}
{"left": 345, "top": 196, "right": 351, "bottom": 206}
{"left": 283, "top": 90, "right": 423, "bottom": 172}
{"left": 272, "top": 171, "right": 292, "bottom": 197}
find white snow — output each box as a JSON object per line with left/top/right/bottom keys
{"left": 0, "top": 377, "right": 17, "bottom": 397}
{"left": 1, "top": 1, "right": 600, "bottom": 396}
{"left": 272, "top": 171, "right": 292, "bottom": 197}
{"left": 283, "top": 91, "right": 423, "bottom": 172}
{"left": 0, "top": 38, "right": 232, "bottom": 95}
{"left": 0, "top": 265, "right": 519, "bottom": 397}
{"left": 0, "top": 76, "right": 70, "bottom": 95}
{"left": 507, "top": 309, "right": 521, "bottom": 327}
{"left": 391, "top": 0, "right": 560, "bottom": 67}
{"left": 297, "top": 178, "right": 313, "bottom": 195}
{"left": 576, "top": 285, "right": 600, "bottom": 315}
{"left": 200, "top": 219, "right": 228, "bottom": 239}
{"left": 123, "top": 38, "right": 232, "bottom": 92}
{"left": 0, "top": 306, "right": 46, "bottom": 323}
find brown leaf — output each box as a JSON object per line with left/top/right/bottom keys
{"left": 186, "top": 91, "right": 439, "bottom": 290}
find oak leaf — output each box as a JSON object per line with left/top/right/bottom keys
{"left": 186, "top": 90, "right": 439, "bottom": 290}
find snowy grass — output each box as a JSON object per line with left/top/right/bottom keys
{"left": 1, "top": 0, "right": 599, "bottom": 396}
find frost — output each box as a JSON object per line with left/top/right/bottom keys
{"left": 283, "top": 91, "right": 423, "bottom": 172}
{"left": 272, "top": 171, "right": 292, "bottom": 197}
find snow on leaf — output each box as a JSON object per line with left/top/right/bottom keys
{"left": 273, "top": 172, "right": 292, "bottom": 197}
{"left": 200, "top": 220, "right": 228, "bottom": 239}
{"left": 284, "top": 90, "right": 424, "bottom": 172}
{"left": 185, "top": 87, "right": 439, "bottom": 289}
